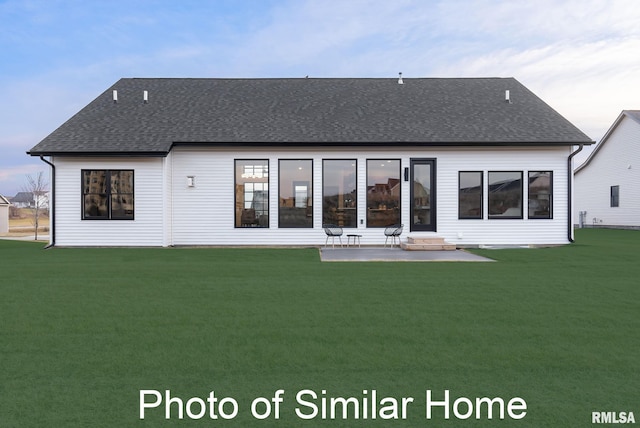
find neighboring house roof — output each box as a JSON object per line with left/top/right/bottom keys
{"left": 28, "top": 77, "right": 594, "bottom": 157}
{"left": 0, "top": 194, "right": 10, "bottom": 205}
{"left": 575, "top": 110, "right": 640, "bottom": 174}
{"left": 11, "top": 192, "right": 34, "bottom": 203}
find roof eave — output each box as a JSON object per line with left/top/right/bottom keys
{"left": 27, "top": 150, "right": 169, "bottom": 158}
{"left": 28, "top": 140, "right": 595, "bottom": 157}
{"left": 171, "top": 140, "right": 594, "bottom": 149}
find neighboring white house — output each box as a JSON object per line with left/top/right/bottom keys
{"left": 575, "top": 110, "right": 640, "bottom": 229}
{"left": 10, "top": 192, "right": 34, "bottom": 208}
{"left": 28, "top": 77, "right": 594, "bottom": 247}
{"left": 10, "top": 191, "right": 49, "bottom": 209}
{"left": 0, "top": 194, "right": 10, "bottom": 234}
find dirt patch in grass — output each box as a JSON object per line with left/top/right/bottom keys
{"left": 7, "top": 208, "right": 49, "bottom": 232}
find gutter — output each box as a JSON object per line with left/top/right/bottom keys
{"left": 567, "top": 144, "right": 584, "bottom": 243}
{"left": 38, "top": 156, "right": 55, "bottom": 248}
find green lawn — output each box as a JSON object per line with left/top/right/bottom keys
{"left": 1, "top": 229, "right": 638, "bottom": 427}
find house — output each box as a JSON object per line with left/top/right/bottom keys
{"left": 575, "top": 110, "right": 640, "bottom": 229}
{"left": 27, "top": 77, "right": 594, "bottom": 247}
{"left": 9, "top": 191, "right": 49, "bottom": 209}
{"left": 11, "top": 192, "right": 35, "bottom": 209}
{"left": 0, "top": 194, "right": 10, "bottom": 234}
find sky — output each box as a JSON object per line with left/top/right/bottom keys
{"left": 1, "top": 0, "right": 639, "bottom": 197}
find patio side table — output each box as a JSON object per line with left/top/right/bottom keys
{"left": 347, "top": 234, "right": 362, "bottom": 248}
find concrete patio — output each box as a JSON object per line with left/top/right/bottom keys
{"left": 319, "top": 246, "right": 494, "bottom": 262}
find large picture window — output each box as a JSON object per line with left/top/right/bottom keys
{"left": 488, "top": 171, "right": 522, "bottom": 219}
{"left": 366, "top": 159, "right": 400, "bottom": 227}
{"left": 322, "top": 160, "right": 357, "bottom": 227}
{"left": 279, "top": 160, "right": 313, "bottom": 228}
{"left": 82, "top": 170, "right": 134, "bottom": 220}
{"left": 235, "top": 160, "right": 269, "bottom": 227}
{"left": 528, "top": 171, "right": 552, "bottom": 219}
{"left": 459, "top": 171, "right": 483, "bottom": 219}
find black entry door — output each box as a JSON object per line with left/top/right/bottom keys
{"left": 410, "top": 159, "right": 436, "bottom": 231}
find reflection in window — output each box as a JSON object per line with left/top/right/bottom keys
{"left": 366, "top": 160, "right": 400, "bottom": 227}
{"left": 459, "top": 171, "right": 483, "bottom": 219}
{"left": 82, "top": 170, "right": 134, "bottom": 220}
{"left": 279, "top": 160, "right": 313, "bottom": 228}
{"left": 528, "top": 171, "right": 552, "bottom": 219}
{"left": 235, "top": 160, "right": 269, "bottom": 227}
{"left": 411, "top": 160, "right": 435, "bottom": 230}
{"left": 488, "top": 171, "right": 522, "bottom": 219}
{"left": 323, "top": 160, "right": 357, "bottom": 227}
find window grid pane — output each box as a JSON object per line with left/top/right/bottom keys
{"left": 279, "top": 160, "right": 313, "bottom": 228}
{"left": 488, "top": 171, "right": 523, "bottom": 219}
{"left": 528, "top": 171, "right": 552, "bottom": 219}
{"left": 459, "top": 171, "right": 483, "bottom": 219}
{"left": 235, "top": 160, "right": 269, "bottom": 227}
{"left": 366, "top": 160, "right": 400, "bottom": 227}
{"left": 82, "top": 170, "right": 134, "bottom": 220}
{"left": 322, "top": 160, "right": 357, "bottom": 227}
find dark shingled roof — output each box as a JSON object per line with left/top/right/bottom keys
{"left": 10, "top": 192, "right": 34, "bottom": 203}
{"left": 28, "top": 77, "right": 594, "bottom": 156}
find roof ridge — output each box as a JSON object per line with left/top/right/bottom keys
{"left": 126, "top": 76, "right": 515, "bottom": 81}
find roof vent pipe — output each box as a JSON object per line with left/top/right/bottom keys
{"left": 398, "top": 72, "right": 403, "bottom": 85}
{"left": 113, "top": 90, "right": 118, "bottom": 103}
{"left": 143, "top": 90, "right": 148, "bottom": 104}
{"left": 505, "top": 89, "right": 511, "bottom": 103}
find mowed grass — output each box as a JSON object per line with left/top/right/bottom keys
{"left": 1, "top": 229, "right": 638, "bottom": 427}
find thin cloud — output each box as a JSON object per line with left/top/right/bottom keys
{"left": 227, "top": 0, "right": 438, "bottom": 76}
{"left": 1, "top": 0, "right": 639, "bottom": 192}
{"left": 0, "top": 163, "right": 48, "bottom": 196}
{"left": 435, "top": 36, "right": 640, "bottom": 140}
{"left": 0, "top": 163, "right": 46, "bottom": 181}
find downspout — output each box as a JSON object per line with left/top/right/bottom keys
{"left": 38, "top": 156, "right": 55, "bottom": 248}
{"left": 567, "top": 144, "right": 583, "bottom": 243}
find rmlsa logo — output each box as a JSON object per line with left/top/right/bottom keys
{"left": 592, "top": 411, "right": 635, "bottom": 424}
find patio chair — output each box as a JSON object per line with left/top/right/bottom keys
{"left": 384, "top": 224, "right": 403, "bottom": 247}
{"left": 323, "top": 224, "right": 343, "bottom": 248}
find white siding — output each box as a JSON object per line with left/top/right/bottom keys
{"left": 53, "top": 157, "right": 164, "bottom": 246}
{"left": 170, "top": 146, "right": 571, "bottom": 247}
{"left": 575, "top": 116, "right": 640, "bottom": 227}
{"left": 0, "top": 203, "right": 8, "bottom": 234}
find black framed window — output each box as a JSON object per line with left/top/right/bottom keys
{"left": 82, "top": 170, "right": 134, "bottom": 220}
{"left": 322, "top": 160, "right": 357, "bottom": 227}
{"left": 279, "top": 160, "right": 313, "bottom": 228}
{"left": 488, "top": 171, "right": 523, "bottom": 219}
{"left": 235, "top": 160, "right": 269, "bottom": 227}
{"left": 366, "top": 159, "right": 400, "bottom": 227}
{"left": 459, "top": 171, "right": 483, "bottom": 219}
{"left": 611, "top": 185, "right": 620, "bottom": 207}
{"left": 410, "top": 159, "right": 436, "bottom": 231}
{"left": 528, "top": 171, "right": 553, "bottom": 219}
